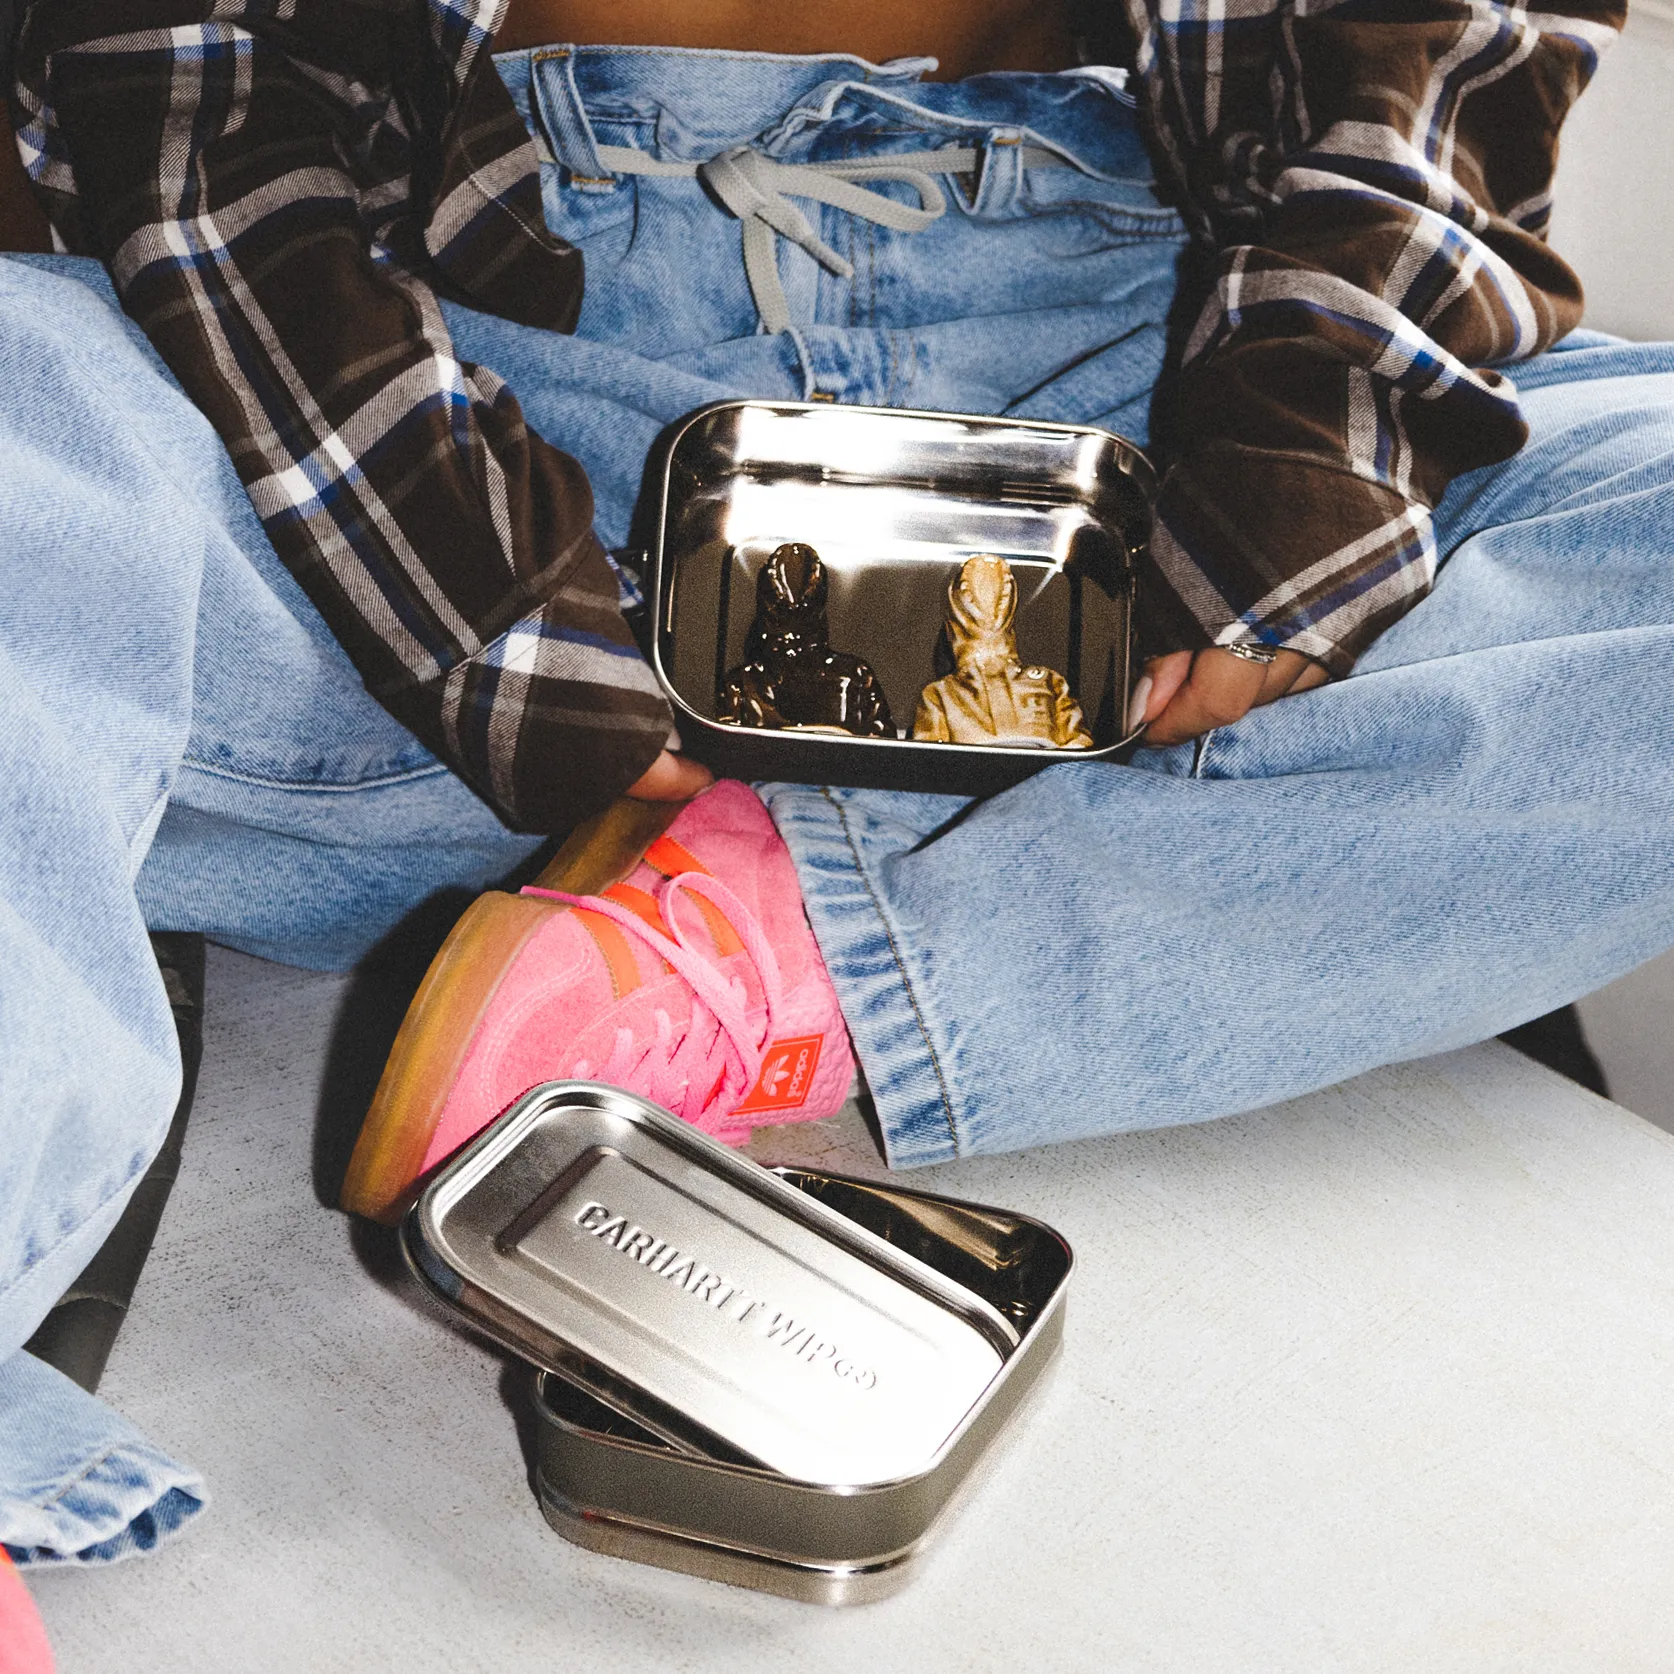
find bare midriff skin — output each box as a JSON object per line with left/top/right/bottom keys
{"left": 0, "top": 0, "right": 1323, "bottom": 771}
{"left": 497, "top": 0, "right": 1078, "bottom": 81}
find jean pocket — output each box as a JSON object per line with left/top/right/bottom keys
{"left": 1011, "top": 163, "right": 1187, "bottom": 246}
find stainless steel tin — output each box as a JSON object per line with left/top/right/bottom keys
{"left": 531, "top": 1167, "right": 1072, "bottom": 1604}
{"left": 648, "top": 399, "right": 1155, "bottom": 794}
{"left": 402, "top": 1084, "right": 1072, "bottom": 1603}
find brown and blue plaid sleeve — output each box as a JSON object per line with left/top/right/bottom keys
{"left": 1122, "top": 0, "right": 1625, "bottom": 674}
{"left": 14, "top": 0, "right": 670, "bottom": 832}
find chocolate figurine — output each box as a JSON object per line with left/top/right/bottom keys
{"left": 719, "top": 543, "right": 896, "bottom": 737}
{"left": 913, "top": 554, "right": 1095, "bottom": 749}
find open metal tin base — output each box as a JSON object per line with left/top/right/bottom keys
{"left": 402, "top": 1085, "right": 1072, "bottom": 1604}
{"left": 525, "top": 1160, "right": 1070, "bottom": 1604}
{"left": 649, "top": 400, "right": 1155, "bottom": 795}
{"left": 531, "top": 1309, "right": 1064, "bottom": 1604}
{"left": 537, "top": 1451, "right": 920, "bottom": 1607}
{"left": 537, "top": 1486, "right": 916, "bottom": 1608}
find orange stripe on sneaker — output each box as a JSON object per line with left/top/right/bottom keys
{"left": 603, "top": 883, "right": 669, "bottom": 935}
{"left": 573, "top": 907, "right": 644, "bottom": 1000}
{"left": 601, "top": 885, "right": 676, "bottom": 973}
{"left": 642, "top": 835, "right": 744, "bottom": 957}
{"left": 644, "top": 834, "right": 708, "bottom": 878}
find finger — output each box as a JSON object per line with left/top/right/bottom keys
{"left": 625, "top": 749, "right": 714, "bottom": 801}
{"left": 1143, "top": 648, "right": 1268, "bottom": 746}
{"left": 1256, "top": 648, "right": 1314, "bottom": 705}
{"left": 1254, "top": 649, "right": 1334, "bottom": 706}
{"left": 1134, "top": 650, "right": 1194, "bottom": 729}
{"left": 1148, "top": 647, "right": 1291, "bottom": 727}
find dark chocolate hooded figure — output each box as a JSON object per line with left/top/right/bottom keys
{"left": 718, "top": 543, "right": 896, "bottom": 737}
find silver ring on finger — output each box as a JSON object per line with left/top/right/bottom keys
{"left": 1219, "top": 640, "right": 1279, "bottom": 666}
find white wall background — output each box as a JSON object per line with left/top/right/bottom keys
{"left": 1549, "top": 1, "right": 1674, "bottom": 341}
{"left": 1548, "top": 1, "right": 1674, "bottom": 1128}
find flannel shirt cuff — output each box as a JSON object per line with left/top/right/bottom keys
{"left": 1141, "top": 446, "right": 1441, "bottom": 679}
{"left": 423, "top": 535, "right": 674, "bottom": 833}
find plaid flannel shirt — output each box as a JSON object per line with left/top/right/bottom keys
{"left": 11, "top": 2, "right": 1622, "bottom": 834}
{"left": 1120, "top": 0, "right": 1623, "bottom": 669}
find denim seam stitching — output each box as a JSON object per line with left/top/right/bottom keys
{"left": 178, "top": 757, "right": 453, "bottom": 793}
{"left": 23, "top": 1443, "right": 143, "bottom": 1518}
{"left": 820, "top": 786, "right": 961, "bottom": 1150}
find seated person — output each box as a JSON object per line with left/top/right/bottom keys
{"left": 2, "top": 0, "right": 1668, "bottom": 1583}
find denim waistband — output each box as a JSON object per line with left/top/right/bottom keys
{"left": 493, "top": 43, "right": 1155, "bottom": 191}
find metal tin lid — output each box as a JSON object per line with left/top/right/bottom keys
{"left": 404, "top": 1084, "right": 1021, "bottom": 1489}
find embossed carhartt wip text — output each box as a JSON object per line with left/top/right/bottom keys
{"left": 572, "top": 1202, "right": 878, "bottom": 1390}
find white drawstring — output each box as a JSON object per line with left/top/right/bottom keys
{"left": 589, "top": 140, "right": 1070, "bottom": 336}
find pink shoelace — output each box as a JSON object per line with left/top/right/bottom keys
{"left": 521, "top": 871, "right": 786, "bottom": 1131}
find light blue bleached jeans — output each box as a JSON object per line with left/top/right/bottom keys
{"left": 3, "top": 44, "right": 1674, "bottom": 1564}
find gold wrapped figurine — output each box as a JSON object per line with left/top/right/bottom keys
{"left": 913, "top": 554, "right": 1094, "bottom": 750}
{"left": 719, "top": 543, "right": 896, "bottom": 737}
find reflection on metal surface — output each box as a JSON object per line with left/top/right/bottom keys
{"left": 537, "top": 1477, "right": 919, "bottom": 1606}
{"left": 914, "top": 555, "right": 1094, "bottom": 749}
{"left": 769, "top": 1170, "right": 1061, "bottom": 1329}
{"left": 652, "top": 400, "right": 1153, "bottom": 794}
{"left": 527, "top": 1161, "right": 1073, "bottom": 1603}
{"left": 718, "top": 543, "right": 895, "bottom": 737}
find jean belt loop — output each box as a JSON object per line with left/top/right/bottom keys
{"left": 531, "top": 47, "right": 617, "bottom": 192}
{"left": 972, "top": 128, "right": 1027, "bottom": 216}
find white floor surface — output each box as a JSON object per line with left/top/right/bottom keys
{"left": 26, "top": 944, "right": 1674, "bottom": 1673}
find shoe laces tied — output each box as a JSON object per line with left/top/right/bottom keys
{"left": 521, "top": 872, "right": 786, "bottom": 1128}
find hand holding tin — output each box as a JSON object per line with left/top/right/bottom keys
{"left": 719, "top": 543, "right": 897, "bottom": 737}
{"left": 1135, "top": 644, "right": 1330, "bottom": 746}
{"left": 913, "top": 555, "right": 1094, "bottom": 749}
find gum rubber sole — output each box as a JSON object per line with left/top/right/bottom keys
{"left": 339, "top": 799, "right": 687, "bottom": 1223}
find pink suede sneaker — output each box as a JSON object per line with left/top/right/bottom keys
{"left": 341, "top": 781, "right": 852, "bottom": 1222}
{"left": 0, "top": 1551, "right": 54, "bottom": 1674}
